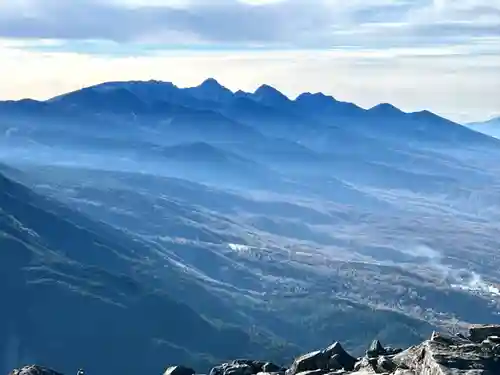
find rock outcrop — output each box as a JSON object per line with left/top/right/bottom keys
{"left": 8, "top": 324, "right": 500, "bottom": 375}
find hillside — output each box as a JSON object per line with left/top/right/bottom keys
{"left": 0, "top": 169, "right": 291, "bottom": 375}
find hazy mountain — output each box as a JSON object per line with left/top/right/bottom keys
{"left": 2, "top": 79, "right": 500, "bottom": 375}
{"left": 467, "top": 116, "right": 500, "bottom": 139}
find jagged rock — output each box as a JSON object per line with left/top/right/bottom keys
{"left": 327, "top": 354, "right": 342, "bottom": 371}
{"left": 294, "top": 370, "right": 326, "bottom": 375}
{"left": 376, "top": 356, "right": 396, "bottom": 373}
{"left": 9, "top": 366, "right": 64, "bottom": 375}
{"left": 322, "top": 342, "right": 356, "bottom": 371}
{"left": 261, "top": 363, "right": 282, "bottom": 373}
{"left": 214, "top": 360, "right": 276, "bottom": 375}
{"left": 430, "top": 330, "right": 471, "bottom": 346}
{"left": 287, "top": 341, "right": 358, "bottom": 375}
{"left": 164, "top": 365, "right": 196, "bottom": 375}
{"left": 225, "top": 364, "right": 253, "bottom": 375}
{"left": 384, "top": 347, "right": 403, "bottom": 356}
{"left": 393, "top": 370, "right": 415, "bottom": 375}
{"left": 10, "top": 323, "right": 500, "bottom": 375}
{"left": 288, "top": 350, "right": 326, "bottom": 374}
{"left": 353, "top": 357, "right": 377, "bottom": 373}
{"left": 366, "top": 340, "right": 386, "bottom": 358}
{"left": 394, "top": 327, "right": 500, "bottom": 374}
{"left": 469, "top": 324, "right": 500, "bottom": 343}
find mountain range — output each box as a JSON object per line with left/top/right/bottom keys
{"left": 1, "top": 79, "right": 500, "bottom": 375}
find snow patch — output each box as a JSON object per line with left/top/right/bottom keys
{"left": 228, "top": 243, "right": 251, "bottom": 251}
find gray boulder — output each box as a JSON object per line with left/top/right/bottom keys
{"left": 322, "top": 342, "right": 356, "bottom": 371}
{"left": 288, "top": 350, "right": 327, "bottom": 374}
{"left": 366, "top": 340, "right": 386, "bottom": 358}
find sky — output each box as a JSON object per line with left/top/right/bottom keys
{"left": 0, "top": 0, "right": 499, "bottom": 123}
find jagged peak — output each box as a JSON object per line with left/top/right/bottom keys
{"left": 253, "top": 84, "right": 291, "bottom": 103}
{"left": 369, "top": 102, "right": 405, "bottom": 114}
{"left": 234, "top": 89, "right": 250, "bottom": 96}
{"left": 198, "top": 78, "right": 232, "bottom": 92}
{"left": 408, "top": 109, "right": 440, "bottom": 119}
{"left": 407, "top": 109, "right": 459, "bottom": 125}
{"left": 296, "top": 92, "right": 335, "bottom": 100}
{"left": 295, "top": 92, "right": 337, "bottom": 104}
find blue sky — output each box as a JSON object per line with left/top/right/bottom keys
{"left": 0, "top": 0, "right": 499, "bottom": 122}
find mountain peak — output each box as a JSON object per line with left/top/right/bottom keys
{"left": 369, "top": 103, "right": 405, "bottom": 114}
{"left": 199, "top": 78, "right": 228, "bottom": 90}
{"left": 295, "top": 92, "right": 337, "bottom": 103}
{"left": 254, "top": 84, "right": 286, "bottom": 96}
{"left": 184, "top": 78, "right": 233, "bottom": 102}
{"left": 252, "top": 84, "right": 291, "bottom": 106}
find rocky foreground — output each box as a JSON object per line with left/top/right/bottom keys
{"left": 9, "top": 324, "right": 500, "bottom": 375}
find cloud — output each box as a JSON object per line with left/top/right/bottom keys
{"left": 0, "top": 0, "right": 498, "bottom": 50}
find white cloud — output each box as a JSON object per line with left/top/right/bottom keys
{"left": 0, "top": 0, "right": 498, "bottom": 48}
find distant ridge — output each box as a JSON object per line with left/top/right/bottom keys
{"left": 0, "top": 78, "right": 459, "bottom": 126}
{"left": 466, "top": 116, "right": 500, "bottom": 139}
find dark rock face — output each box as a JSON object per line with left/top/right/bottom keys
{"left": 468, "top": 324, "right": 500, "bottom": 343}
{"left": 9, "top": 324, "right": 500, "bottom": 375}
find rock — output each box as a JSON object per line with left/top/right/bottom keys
{"left": 288, "top": 350, "right": 327, "bottom": 374}
{"left": 210, "top": 360, "right": 268, "bottom": 375}
{"left": 224, "top": 364, "right": 253, "bottom": 375}
{"left": 9, "top": 366, "right": 64, "bottom": 375}
{"left": 376, "top": 356, "right": 396, "bottom": 373}
{"left": 469, "top": 324, "right": 500, "bottom": 343}
{"left": 261, "top": 363, "right": 282, "bottom": 373}
{"left": 322, "top": 342, "right": 356, "bottom": 371}
{"left": 384, "top": 347, "right": 403, "bottom": 356}
{"left": 294, "top": 370, "right": 326, "bottom": 375}
{"left": 9, "top": 323, "right": 500, "bottom": 375}
{"left": 353, "top": 357, "right": 377, "bottom": 373}
{"left": 327, "top": 354, "right": 342, "bottom": 371}
{"left": 366, "top": 340, "right": 386, "bottom": 358}
{"left": 393, "top": 329, "right": 500, "bottom": 374}
{"left": 393, "top": 371, "right": 415, "bottom": 375}
{"left": 164, "top": 366, "right": 196, "bottom": 375}
{"left": 210, "top": 366, "right": 223, "bottom": 375}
